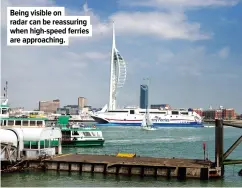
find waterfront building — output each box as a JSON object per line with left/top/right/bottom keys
{"left": 140, "top": 84, "right": 148, "bottom": 109}
{"left": 39, "top": 99, "right": 60, "bottom": 113}
{"left": 78, "top": 97, "right": 87, "bottom": 109}
{"left": 203, "top": 109, "right": 222, "bottom": 119}
{"left": 203, "top": 108, "right": 236, "bottom": 120}
{"left": 56, "top": 105, "right": 79, "bottom": 115}
{"left": 222, "top": 108, "right": 236, "bottom": 120}
{"left": 150, "top": 104, "right": 171, "bottom": 110}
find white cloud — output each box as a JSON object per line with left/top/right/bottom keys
{"left": 65, "top": 51, "right": 109, "bottom": 62}
{"left": 119, "top": 0, "right": 239, "bottom": 10}
{"left": 155, "top": 46, "right": 235, "bottom": 76}
{"left": 218, "top": 47, "right": 230, "bottom": 59}
{"left": 110, "top": 11, "right": 210, "bottom": 41}
{"left": 83, "top": 52, "right": 109, "bottom": 60}
{"left": 156, "top": 46, "right": 206, "bottom": 76}
{"left": 74, "top": 8, "right": 211, "bottom": 41}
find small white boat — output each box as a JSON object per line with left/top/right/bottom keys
{"left": 142, "top": 126, "right": 157, "bottom": 131}
{"left": 204, "top": 125, "right": 214, "bottom": 128}
{"left": 141, "top": 110, "right": 157, "bottom": 131}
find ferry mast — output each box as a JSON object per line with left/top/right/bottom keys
{"left": 3, "top": 81, "right": 8, "bottom": 98}
{"left": 108, "top": 22, "right": 127, "bottom": 110}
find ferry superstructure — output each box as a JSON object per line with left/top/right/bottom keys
{"left": 91, "top": 107, "right": 203, "bottom": 127}
{"left": 0, "top": 81, "right": 10, "bottom": 119}
{"left": 0, "top": 97, "right": 9, "bottom": 119}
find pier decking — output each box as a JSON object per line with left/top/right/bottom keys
{"left": 26, "top": 153, "right": 215, "bottom": 180}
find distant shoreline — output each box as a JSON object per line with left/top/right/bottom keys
{"left": 204, "top": 119, "right": 242, "bottom": 124}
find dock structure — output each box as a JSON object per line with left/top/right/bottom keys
{"left": 215, "top": 119, "right": 242, "bottom": 169}
{"left": 1, "top": 142, "right": 18, "bottom": 163}
{"left": 26, "top": 153, "right": 214, "bottom": 180}
{"left": 204, "top": 119, "right": 242, "bottom": 125}
{"left": 0, "top": 127, "right": 62, "bottom": 167}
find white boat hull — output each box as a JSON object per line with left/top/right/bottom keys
{"left": 142, "top": 127, "right": 157, "bottom": 131}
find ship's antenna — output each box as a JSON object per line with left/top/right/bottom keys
{"left": 3, "top": 81, "right": 8, "bottom": 98}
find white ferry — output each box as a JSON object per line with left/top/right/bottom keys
{"left": 91, "top": 106, "right": 203, "bottom": 127}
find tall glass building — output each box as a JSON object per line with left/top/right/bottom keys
{"left": 140, "top": 84, "right": 148, "bottom": 109}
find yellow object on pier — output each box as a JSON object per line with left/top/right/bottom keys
{"left": 116, "top": 153, "right": 136, "bottom": 158}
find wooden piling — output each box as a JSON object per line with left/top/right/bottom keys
{"left": 200, "top": 168, "right": 209, "bottom": 180}
{"left": 167, "top": 168, "right": 171, "bottom": 179}
{"left": 116, "top": 166, "right": 120, "bottom": 175}
{"left": 215, "top": 119, "right": 224, "bottom": 176}
{"left": 128, "top": 166, "right": 132, "bottom": 176}
{"left": 68, "top": 163, "right": 71, "bottom": 172}
{"left": 154, "top": 167, "right": 158, "bottom": 177}
{"left": 57, "top": 162, "right": 60, "bottom": 171}
{"left": 79, "top": 163, "right": 82, "bottom": 173}
{"left": 103, "top": 164, "right": 107, "bottom": 174}
{"left": 177, "top": 167, "right": 186, "bottom": 180}
{"left": 91, "top": 164, "right": 95, "bottom": 173}
{"left": 140, "top": 166, "right": 144, "bottom": 177}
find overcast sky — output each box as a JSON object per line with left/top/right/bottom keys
{"left": 1, "top": 0, "right": 242, "bottom": 113}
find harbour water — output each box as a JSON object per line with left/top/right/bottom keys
{"left": 1, "top": 125, "right": 242, "bottom": 187}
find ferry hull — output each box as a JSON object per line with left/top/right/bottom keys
{"left": 62, "top": 140, "right": 105, "bottom": 147}
{"left": 25, "top": 140, "right": 105, "bottom": 148}
{"left": 97, "top": 122, "right": 203, "bottom": 128}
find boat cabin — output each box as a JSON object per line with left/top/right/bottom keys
{"left": 62, "top": 127, "right": 103, "bottom": 141}
{"left": 0, "top": 99, "right": 9, "bottom": 118}
{"left": 0, "top": 118, "right": 48, "bottom": 127}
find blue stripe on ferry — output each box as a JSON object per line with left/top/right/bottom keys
{"left": 105, "top": 118, "right": 195, "bottom": 122}
{"left": 96, "top": 122, "right": 203, "bottom": 128}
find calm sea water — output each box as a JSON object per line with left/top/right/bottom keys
{"left": 1, "top": 125, "right": 242, "bottom": 187}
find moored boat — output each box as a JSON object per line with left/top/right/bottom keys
{"left": 56, "top": 116, "right": 105, "bottom": 147}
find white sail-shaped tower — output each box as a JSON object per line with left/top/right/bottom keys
{"left": 108, "top": 22, "right": 127, "bottom": 110}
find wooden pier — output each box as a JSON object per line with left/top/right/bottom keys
{"left": 25, "top": 153, "right": 216, "bottom": 180}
